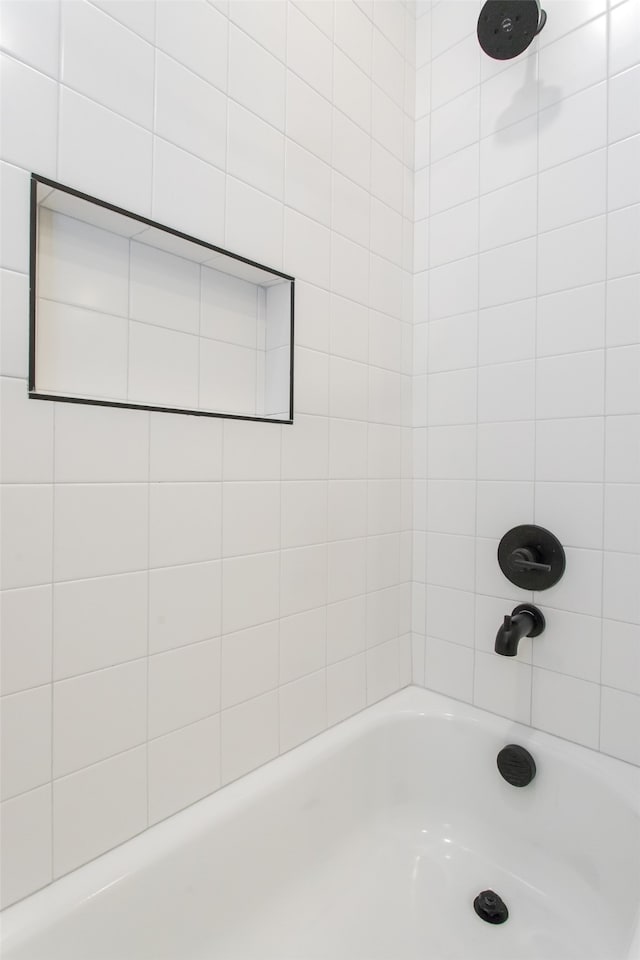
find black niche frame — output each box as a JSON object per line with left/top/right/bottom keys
{"left": 29, "top": 173, "right": 295, "bottom": 424}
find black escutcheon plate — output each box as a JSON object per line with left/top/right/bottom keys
{"left": 498, "top": 524, "right": 566, "bottom": 590}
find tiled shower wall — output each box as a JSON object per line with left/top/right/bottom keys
{"left": 0, "top": 0, "right": 415, "bottom": 906}
{"left": 412, "top": 0, "right": 640, "bottom": 764}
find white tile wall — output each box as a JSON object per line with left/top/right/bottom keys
{"left": 0, "top": 0, "right": 414, "bottom": 908}
{"left": 54, "top": 571, "right": 148, "bottom": 677}
{"left": 53, "top": 660, "right": 147, "bottom": 777}
{"left": 2, "top": 0, "right": 638, "bottom": 915}
{"left": 413, "top": 0, "right": 640, "bottom": 775}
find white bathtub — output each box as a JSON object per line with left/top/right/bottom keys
{"left": 2, "top": 687, "right": 639, "bottom": 959}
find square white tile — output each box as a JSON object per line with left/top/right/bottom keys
{"left": 601, "top": 620, "right": 640, "bottom": 696}
{"left": 1, "top": 485, "right": 53, "bottom": 589}
{"left": 149, "top": 562, "right": 221, "bottom": 655}
{"left": 279, "top": 669, "right": 327, "bottom": 752}
{"left": 54, "top": 572, "right": 148, "bottom": 679}
{"left": 149, "top": 483, "right": 221, "bottom": 568}
{"left": 229, "top": 24, "right": 285, "bottom": 130}
{"left": 600, "top": 687, "right": 640, "bottom": 765}
{"left": 327, "top": 655, "right": 366, "bottom": 726}
{"left": 54, "top": 484, "right": 147, "bottom": 582}
{"left": 366, "top": 637, "right": 401, "bottom": 704}
{"left": 156, "top": 0, "right": 228, "bottom": 89}
{"left": 473, "top": 651, "right": 531, "bottom": 724}
{"left": 425, "top": 636, "right": 474, "bottom": 701}
{"left": 532, "top": 668, "right": 600, "bottom": 747}
{"left": 129, "top": 322, "right": 199, "bottom": 411}
{"left": 326, "top": 596, "right": 366, "bottom": 664}
{"left": 0, "top": 377, "right": 53, "bottom": 483}
{"left": 150, "top": 414, "right": 222, "bottom": 482}
{"left": 282, "top": 544, "right": 328, "bottom": 615}
{"left": 148, "top": 638, "right": 220, "bottom": 739}
{"left": 148, "top": 715, "right": 220, "bottom": 825}
{"left": 61, "top": 1, "right": 154, "bottom": 128}
{"left": 0, "top": 54, "right": 57, "bottom": 176}
{"left": 54, "top": 402, "right": 148, "bottom": 484}
{"left": 0, "top": 0, "right": 60, "bottom": 77}
{"left": 0, "top": 784, "right": 52, "bottom": 908}
{"left": 53, "top": 660, "right": 146, "bottom": 777}
{"left": 222, "top": 482, "right": 280, "bottom": 557}
{"left": 220, "top": 691, "right": 279, "bottom": 784}
{"left": 58, "top": 88, "right": 153, "bottom": 215}
{"left": 221, "top": 621, "right": 279, "bottom": 709}
{"left": 129, "top": 241, "right": 199, "bottom": 335}
{"left": 222, "top": 551, "right": 280, "bottom": 634}
{"left": 1, "top": 686, "right": 51, "bottom": 800}
{"left": 282, "top": 481, "right": 328, "bottom": 548}
{"left": 0, "top": 585, "right": 52, "bottom": 696}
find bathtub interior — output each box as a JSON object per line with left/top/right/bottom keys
{"left": 2, "top": 693, "right": 639, "bottom": 959}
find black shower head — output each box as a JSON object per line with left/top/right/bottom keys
{"left": 477, "top": 0, "right": 547, "bottom": 60}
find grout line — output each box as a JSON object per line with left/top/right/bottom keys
{"left": 325, "top": 0, "right": 335, "bottom": 728}
{"left": 363, "top": 0, "right": 375, "bottom": 709}
{"left": 149, "top": 0, "right": 157, "bottom": 218}
{"left": 530, "top": 39, "right": 542, "bottom": 728}
{"left": 322, "top": 0, "right": 333, "bottom": 725}
{"left": 54, "top": 0, "right": 62, "bottom": 182}
{"left": 222, "top": 10, "right": 231, "bottom": 250}
{"left": 275, "top": 447, "right": 282, "bottom": 756}
{"left": 145, "top": 0, "right": 156, "bottom": 809}
{"left": 144, "top": 305, "right": 153, "bottom": 824}
{"left": 49, "top": 398, "right": 56, "bottom": 879}
{"left": 421, "top": 1, "right": 433, "bottom": 692}
{"left": 144, "top": 451, "right": 151, "bottom": 827}
{"left": 218, "top": 422, "right": 224, "bottom": 781}
{"left": 4, "top": 464, "right": 639, "bottom": 490}
{"left": 197, "top": 264, "right": 203, "bottom": 408}
{"left": 598, "top": 3, "right": 613, "bottom": 752}
{"left": 275, "top": 1, "right": 293, "bottom": 756}
{"left": 470, "top": 37, "right": 481, "bottom": 711}
{"left": 126, "top": 241, "right": 132, "bottom": 402}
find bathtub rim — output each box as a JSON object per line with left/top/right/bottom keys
{"left": 2, "top": 685, "right": 640, "bottom": 955}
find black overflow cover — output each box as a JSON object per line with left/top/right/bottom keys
{"left": 474, "top": 889, "right": 509, "bottom": 924}
{"left": 497, "top": 744, "right": 536, "bottom": 787}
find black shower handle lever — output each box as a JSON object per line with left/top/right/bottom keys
{"left": 510, "top": 547, "right": 552, "bottom": 574}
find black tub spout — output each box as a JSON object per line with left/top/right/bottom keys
{"left": 495, "top": 604, "right": 545, "bottom": 656}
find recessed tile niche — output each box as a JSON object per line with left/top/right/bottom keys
{"left": 29, "top": 175, "right": 294, "bottom": 422}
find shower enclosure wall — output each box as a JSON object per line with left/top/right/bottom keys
{"left": 0, "top": 0, "right": 638, "bottom": 915}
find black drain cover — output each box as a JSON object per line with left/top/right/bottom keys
{"left": 474, "top": 889, "right": 509, "bottom": 924}
{"left": 497, "top": 744, "right": 536, "bottom": 787}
